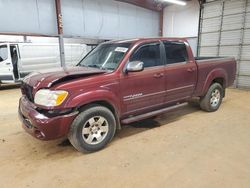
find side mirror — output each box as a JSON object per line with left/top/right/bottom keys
{"left": 126, "top": 61, "right": 144, "bottom": 72}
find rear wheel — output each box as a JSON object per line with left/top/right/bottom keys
{"left": 200, "top": 83, "right": 223, "bottom": 112}
{"left": 68, "top": 105, "right": 116, "bottom": 152}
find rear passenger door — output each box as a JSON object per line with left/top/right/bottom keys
{"left": 120, "top": 42, "right": 166, "bottom": 116}
{"left": 163, "top": 41, "right": 197, "bottom": 103}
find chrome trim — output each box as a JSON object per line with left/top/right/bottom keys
{"left": 166, "top": 84, "right": 195, "bottom": 92}
{"left": 123, "top": 91, "right": 165, "bottom": 101}
{"left": 123, "top": 85, "right": 194, "bottom": 102}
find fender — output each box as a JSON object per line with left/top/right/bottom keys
{"left": 65, "top": 89, "right": 121, "bottom": 117}
{"left": 201, "top": 68, "right": 228, "bottom": 96}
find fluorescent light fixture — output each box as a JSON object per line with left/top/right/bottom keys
{"left": 161, "top": 0, "right": 187, "bottom": 6}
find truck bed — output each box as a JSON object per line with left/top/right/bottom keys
{"left": 194, "top": 57, "right": 236, "bottom": 97}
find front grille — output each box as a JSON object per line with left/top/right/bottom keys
{"left": 21, "top": 83, "right": 34, "bottom": 102}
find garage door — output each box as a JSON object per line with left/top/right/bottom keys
{"left": 198, "top": 0, "right": 250, "bottom": 88}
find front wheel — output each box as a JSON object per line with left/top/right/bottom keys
{"left": 200, "top": 83, "right": 223, "bottom": 112}
{"left": 68, "top": 105, "right": 116, "bottom": 152}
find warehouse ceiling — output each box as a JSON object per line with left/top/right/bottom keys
{"left": 115, "top": 0, "right": 192, "bottom": 11}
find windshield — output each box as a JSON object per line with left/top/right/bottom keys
{"left": 78, "top": 43, "right": 132, "bottom": 71}
{"left": 0, "top": 45, "right": 8, "bottom": 62}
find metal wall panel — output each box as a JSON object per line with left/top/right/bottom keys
{"left": 0, "top": 0, "right": 160, "bottom": 39}
{"left": 248, "top": 0, "right": 250, "bottom": 12}
{"left": 0, "top": 0, "right": 57, "bottom": 35}
{"left": 238, "top": 76, "right": 250, "bottom": 87}
{"left": 200, "top": 32, "right": 220, "bottom": 46}
{"left": 202, "top": 2, "right": 222, "bottom": 18}
{"left": 187, "top": 37, "right": 198, "bottom": 56}
{"left": 220, "top": 30, "right": 241, "bottom": 45}
{"left": 245, "top": 13, "right": 250, "bottom": 28}
{"left": 223, "top": 0, "right": 245, "bottom": 15}
{"left": 198, "top": 0, "right": 222, "bottom": 56}
{"left": 222, "top": 14, "right": 243, "bottom": 30}
{"left": 219, "top": 46, "right": 240, "bottom": 59}
{"left": 239, "top": 61, "right": 250, "bottom": 75}
{"left": 200, "top": 46, "right": 218, "bottom": 56}
{"left": 201, "top": 17, "right": 221, "bottom": 33}
{"left": 198, "top": 0, "right": 250, "bottom": 88}
{"left": 243, "top": 29, "right": 250, "bottom": 44}
{"left": 241, "top": 45, "right": 250, "bottom": 60}
{"left": 61, "top": 0, "right": 160, "bottom": 39}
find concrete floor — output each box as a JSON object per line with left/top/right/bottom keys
{"left": 0, "top": 85, "right": 250, "bottom": 188}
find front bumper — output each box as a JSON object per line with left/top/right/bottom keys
{"left": 18, "top": 96, "right": 78, "bottom": 140}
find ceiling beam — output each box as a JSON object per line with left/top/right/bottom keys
{"left": 115, "top": 0, "right": 163, "bottom": 11}
{"left": 116, "top": 0, "right": 191, "bottom": 11}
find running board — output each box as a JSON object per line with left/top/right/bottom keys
{"left": 121, "top": 102, "right": 188, "bottom": 124}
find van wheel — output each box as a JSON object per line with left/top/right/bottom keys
{"left": 200, "top": 83, "right": 223, "bottom": 112}
{"left": 68, "top": 105, "right": 116, "bottom": 152}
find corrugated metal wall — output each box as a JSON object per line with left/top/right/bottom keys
{"left": 198, "top": 0, "right": 250, "bottom": 88}
{"left": 61, "top": 0, "right": 160, "bottom": 39}
{"left": 0, "top": 0, "right": 160, "bottom": 39}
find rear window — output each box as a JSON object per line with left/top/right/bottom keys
{"left": 0, "top": 45, "right": 8, "bottom": 62}
{"left": 163, "top": 42, "right": 188, "bottom": 64}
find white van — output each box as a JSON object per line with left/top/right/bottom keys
{"left": 0, "top": 43, "right": 88, "bottom": 84}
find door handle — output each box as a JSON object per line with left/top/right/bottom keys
{"left": 153, "top": 73, "right": 164, "bottom": 78}
{"left": 187, "top": 68, "right": 195, "bottom": 72}
{"left": 5, "top": 63, "right": 11, "bottom": 65}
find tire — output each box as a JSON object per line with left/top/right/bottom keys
{"left": 68, "top": 105, "right": 116, "bottom": 152}
{"left": 200, "top": 83, "right": 223, "bottom": 112}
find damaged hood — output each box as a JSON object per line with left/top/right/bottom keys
{"left": 23, "top": 66, "right": 107, "bottom": 89}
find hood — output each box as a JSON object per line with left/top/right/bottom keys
{"left": 23, "top": 66, "right": 107, "bottom": 89}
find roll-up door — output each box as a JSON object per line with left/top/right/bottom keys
{"left": 198, "top": 0, "right": 250, "bottom": 88}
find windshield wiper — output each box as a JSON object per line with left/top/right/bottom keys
{"left": 80, "top": 64, "right": 112, "bottom": 71}
{"left": 87, "top": 64, "right": 100, "bottom": 69}
{"left": 79, "top": 64, "right": 100, "bottom": 69}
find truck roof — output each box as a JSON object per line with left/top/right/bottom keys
{"left": 106, "top": 37, "right": 188, "bottom": 44}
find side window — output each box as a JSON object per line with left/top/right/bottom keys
{"left": 130, "top": 43, "right": 161, "bottom": 68}
{"left": 163, "top": 42, "right": 188, "bottom": 64}
{"left": 0, "top": 45, "right": 8, "bottom": 62}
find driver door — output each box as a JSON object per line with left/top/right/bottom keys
{"left": 0, "top": 44, "right": 15, "bottom": 82}
{"left": 120, "top": 42, "right": 166, "bottom": 117}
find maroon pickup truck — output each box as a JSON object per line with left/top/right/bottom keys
{"left": 18, "top": 38, "right": 236, "bottom": 152}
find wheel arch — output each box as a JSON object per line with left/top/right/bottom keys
{"left": 65, "top": 89, "right": 121, "bottom": 129}
{"left": 211, "top": 77, "right": 225, "bottom": 87}
{"left": 201, "top": 68, "right": 228, "bottom": 96}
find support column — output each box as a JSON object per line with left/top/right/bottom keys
{"left": 55, "top": 0, "right": 65, "bottom": 67}
{"left": 159, "top": 9, "right": 164, "bottom": 37}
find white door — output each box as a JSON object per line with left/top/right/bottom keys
{"left": 0, "top": 44, "right": 14, "bottom": 83}
{"left": 10, "top": 44, "right": 20, "bottom": 80}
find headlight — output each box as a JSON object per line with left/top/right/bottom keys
{"left": 34, "top": 89, "right": 68, "bottom": 107}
